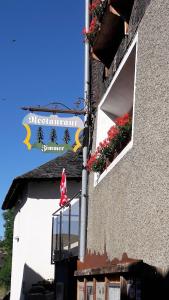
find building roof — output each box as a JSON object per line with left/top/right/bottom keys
{"left": 2, "top": 150, "right": 82, "bottom": 210}
{"left": 18, "top": 150, "right": 82, "bottom": 179}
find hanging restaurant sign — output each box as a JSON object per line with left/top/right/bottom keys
{"left": 22, "top": 113, "right": 84, "bottom": 153}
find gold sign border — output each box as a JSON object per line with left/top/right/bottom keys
{"left": 23, "top": 124, "right": 82, "bottom": 153}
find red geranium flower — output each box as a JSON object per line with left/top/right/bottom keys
{"left": 107, "top": 126, "right": 119, "bottom": 140}
{"left": 87, "top": 112, "right": 132, "bottom": 173}
{"left": 115, "top": 113, "right": 130, "bottom": 126}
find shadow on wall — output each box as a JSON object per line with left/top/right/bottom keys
{"left": 28, "top": 180, "right": 81, "bottom": 200}
{"left": 77, "top": 249, "right": 169, "bottom": 300}
{"left": 18, "top": 264, "right": 54, "bottom": 300}
{"left": 17, "top": 264, "right": 43, "bottom": 300}
{"left": 21, "top": 264, "right": 44, "bottom": 296}
{"left": 127, "top": 262, "right": 169, "bottom": 300}
{"left": 28, "top": 182, "right": 60, "bottom": 200}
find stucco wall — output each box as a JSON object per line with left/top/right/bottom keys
{"left": 10, "top": 180, "right": 81, "bottom": 300}
{"left": 87, "top": 0, "right": 169, "bottom": 271}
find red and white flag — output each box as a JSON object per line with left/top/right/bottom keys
{"left": 59, "top": 168, "right": 68, "bottom": 206}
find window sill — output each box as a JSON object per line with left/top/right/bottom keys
{"left": 94, "top": 140, "right": 133, "bottom": 186}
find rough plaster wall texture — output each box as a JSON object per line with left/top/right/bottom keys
{"left": 87, "top": 0, "right": 169, "bottom": 270}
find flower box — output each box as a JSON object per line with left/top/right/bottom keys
{"left": 83, "top": 0, "right": 107, "bottom": 46}
{"left": 83, "top": 0, "right": 135, "bottom": 69}
{"left": 87, "top": 113, "right": 132, "bottom": 174}
{"left": 93, "top": 5, "right": 125, "bottom": 68}
{"left": 110, "top": 0, "right": 134, "bottom": 23}
{"left": 89, "top": 0, "right": 108, "bottom": 20}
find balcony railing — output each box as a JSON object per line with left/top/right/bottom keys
{"left": 51, "top": 191, "right": 81, "bottom": 264}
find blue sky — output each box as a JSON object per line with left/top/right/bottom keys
{"left": 0, "top": 0, "right": 84, "bottom": 237}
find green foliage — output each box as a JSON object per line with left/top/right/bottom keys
{"left": 0, "top": 209, "right": 14, "bottom": 289}
{"left": 50, "top": 128, "right": 57, "bottom": 144}
{"left": 3, "top": 210, "right": 14, "bottom": 253}
{"left": 0, "top": 239, "right": 4, "bottom": 249}
{"left": 0, "top": 255, "right": 12, "bottom": 289}
{"left": 92, "top": 156, "right": 106, "bottom": 173}
{"left": 63, "top": 128, "right": 71, "bottom": 144}
{"left": 37, "top": 126, "right": 44, "bottom": 144}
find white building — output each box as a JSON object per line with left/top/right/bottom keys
{"left": 2, "top": 151, "right": 82, "bottom": 300}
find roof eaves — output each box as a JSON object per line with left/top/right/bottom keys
{"left": 2, "top": 178, "right": 24, "bottom": 210}
{"left": 2, "top": 175, "right": 81, "bottom": 210}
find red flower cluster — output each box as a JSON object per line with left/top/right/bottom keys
{"left": 115, "top": 113, "right": 130, "bottom": 126}
{"left": 89, "top": 0, "right": 101, "bottom": 13}
{"left": 99, "top": 138, "right": 109, "bottom": 149}
{"left": 82, "top": 0, "right": 107, "bottom": 46}
{"left": 83, "top": 17, "right": 97, "bottom": 35}
{"left": 86, "top": 113, "right": 132, "bottom": 173}
{"left": 86, "top": 152, "right": 100, "bottom": 171}
{"left": 107, "top": 126, "right": 119, "bottom": 140}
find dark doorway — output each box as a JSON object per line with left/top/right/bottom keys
{"left": 54, "top": 257, "right": 77, "bottom": 300}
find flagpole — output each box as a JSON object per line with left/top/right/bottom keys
{"left": 79, "top": 0, "right": 90, "bottom": 262}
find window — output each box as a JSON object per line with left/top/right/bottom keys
{"left": 51, "top": 197, "right": 81, "bottom": 263}
{"left": 94, "top": 34, "right": 138, "bottom": 185}
{"left": 108, "top": 283, "right": 120, "bottom": 300}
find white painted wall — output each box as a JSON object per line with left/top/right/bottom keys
{"left": 10, "top": 180, "right": 81, "bottom": 300}
{"left": 96, "top": 110, "right": 114, "bottom": 147}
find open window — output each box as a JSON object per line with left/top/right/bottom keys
{"left": 94, "top": 35, "right": 138, "bottom": 185}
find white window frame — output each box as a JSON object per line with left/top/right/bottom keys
{"left": 94, "top": 33, "right": 138, "bottom": 186}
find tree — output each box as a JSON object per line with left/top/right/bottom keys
{"left": 63, "top": 128, "right": 71, "bottom": 144}
{"left": 0, "top": 209, "right": 14, "bottom": 289}
{"left": 50, "top": 128, "right": 57, "bottom": 144}
{"left": 37, "top": 126, "right": 44, "bottom": 144}
{"left": 0, "top": 255, "right": 12, "bottom": 289}
{"left": 2, "top": 210, "right": 14, "bottom": 253}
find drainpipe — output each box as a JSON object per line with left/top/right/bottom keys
{"left": 79, "top": 0, "right": 90, "bottom": 262}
